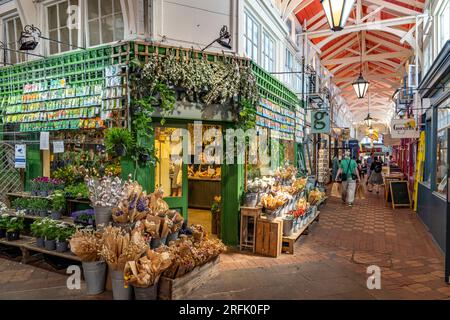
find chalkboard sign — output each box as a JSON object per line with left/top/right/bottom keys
{"left": 390, "top": 181, "right": 411, "bottom": 209}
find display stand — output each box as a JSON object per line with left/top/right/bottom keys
{"left": 240, "top": 207, "right": 262, "bottom": 252}
{"left": 282, "top": 207, "right": 320, "bottom": 254}
{"left": 255, "top": 217, "right": 283, "bottom": 258}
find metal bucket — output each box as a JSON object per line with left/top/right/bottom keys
{"left": 244, "top": 193, "right": 258, "bottom": 207}
{"left": 133, "top": 284, "right": 158, "bottom": 300}
{"left": 94, "top": 206, "right": 112, "bottom": 230}
{"left": 283, "top": 218, "right": 293, "bottom": 236}
{"left": 111, "top": 270, "right": 133, "bottom": 300}
{"left": 82, "top": 261, "right": 107, "bottom": 295}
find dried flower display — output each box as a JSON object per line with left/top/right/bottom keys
{"left": 85, "top": 175, "right": 126, "bottom": 207}
{"left": 99, "top": 226, "right": 148, "bottom": 271}
{"left": 111, "top": 180, "right": 150, "bottom": 224}
{"left": 124, "top": 249, "right": 173, "bottom": 288}
{"left": 69, "top": 228, "right": 104, "bottom": 262}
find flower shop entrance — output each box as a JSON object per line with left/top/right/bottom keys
{"left": 153, "top": 121, "right": 236, "bottom": 242}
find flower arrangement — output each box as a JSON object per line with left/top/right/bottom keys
{"left": 71, "top": 209, "right": 95, "bottom": 225}
{"left": 85, "top": 175, "right": 127, "bottom": 207}
{"left": 31, "top": 177, "right": 64, "bottom": 196}
{"left": 111, "top": 180, "right": 150, "bottom": 224}
{"left": 70, "top": 228, "right": 104, "bottom": 262}
{"left": 124, "top": 249, "right": 173, "bottom": 288}
{"left": 99, "top": 226, "right": 148, "bottom": 271}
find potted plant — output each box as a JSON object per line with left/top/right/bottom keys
{"left": 30, "top": 219, "right": 45, "bottom": 248}
{"left": 0, "top": 214, "right": 8, "bottom": 238}
{"left": 50, "top": 190, "right": 66, "bottom": 220}
{"left": 6, "top": 214, "right": 24, "bottom": 241}
{"left": 104, "top": 127, "right": 134, "bottom": 157}
{"left": 11, "top": 198, "right": 27, "bottom": 211}
{"left": 56, "top": 224, "right": 75, "bottom": 252}
{"left": 42, "top": 219, "right": 58, "bottom": 250}
{"left": 36, "top": 199, "right": 49, "bottom": 218}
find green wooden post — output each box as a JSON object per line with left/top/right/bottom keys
{"left": 25, "top": 145, "right": 42, "bottom": 191}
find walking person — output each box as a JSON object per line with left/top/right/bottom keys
{"left": 336, "top": 151, "right": 361, "bottom": 207}
{"left": 368, "top": 156, "right": 384, "bottom": 194}
{"left": 366, "top": 152, "right": 374, "bottom": 177}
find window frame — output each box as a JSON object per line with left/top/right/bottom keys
{"left": 85, "top": 0, "right": 124, "bottom": 47}
{"left": 2, "top": 14, "right": 24, "bottom": 64}
{"left": 243, "top": 11, "right": 260, "bottom": 63}
{"left": 284, "top": 48, "right": 294, "bottom": 86}
{"left": 44, "top": 0, "right": 82, "bottom": 55}
{"left": 262, "top": 31, "right": 275, "bottom": 72}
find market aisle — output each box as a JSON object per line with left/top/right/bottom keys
{"left": 190, "top": 191, "right": 450, "bottom": 300}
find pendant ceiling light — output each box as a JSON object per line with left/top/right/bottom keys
{"left": 352, "top": 31, "right": 369, "bottom": 99}
{"left": 321, "top": 0, "right": 356, "bottom": 32}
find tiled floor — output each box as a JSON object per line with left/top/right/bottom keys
{"left": 0, "top": 188, "right": 449, "bottom": 299}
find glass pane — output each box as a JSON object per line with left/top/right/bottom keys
{"left": 49, "top": 30, "right": 59, "bottom": 54}
{"left": 155, "top": 127, "right": 183, "bottom": 198}
{"left": 60, "top": 27, "right": 70, "bottom": 52}
{"left": 101, "top": 0, "right": 113, "bottom": 16}
{"left": 15, "top": 18, "right": 23, "bottom": 42}
{"left": 48, "top": 5, "right": 58, "bottom": 30}
{"left": 7, "top": 20, "right": 15, "bottom": 46}
{"left": 101, "top": 15, "right": 114, "bottom": 43}
{"left": 59, "top": 1, "right": 68, "bottom": 27}
{"left": 114, "top": 13, "right": 124, "bottom": 41}
{"left": 71, "top": 28, "right": 78, "bottom": 47}
{"left": 88, "top": 20, "right": 100, "bottom": 46}
{"left": 88, "top": 0, "right": 99, "bottom": 20}
{"left": 114, "top": 0, "right": 122, "bottom": 13}
{"left": 436, "top": 129, "right": 448, "bottom": 194}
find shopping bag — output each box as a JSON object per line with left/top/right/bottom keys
{"left": 330, "top": 182, "right": 342, "bottom": 198}
{"left": 356, "top": 183, "right": 366, "bottom": 200}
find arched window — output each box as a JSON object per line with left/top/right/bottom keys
{"left": 86, "top": 0, "right": 124, "bottom": 46}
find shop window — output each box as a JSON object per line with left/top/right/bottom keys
{"left": 244, "top": 12, "right": 259, "bottom": 62}
{"left": 424, "top": 119, "right": 432, "bottom": 184}
{"left": 155, "top": 127, "right": 183, "bottom": 198}
{"left": 437, "top": 0, "right": 449, "bottom": 53}
{"left": 285, "top": 49, "right": 294, "bottom": 86}
{"left": 87, "top": 0, "right": 124, "bottom": 46}
{"left": 262, "top": 32, "right": 275, "bottom": 72}
{"left": 436, "top": 107, "right": 450, "bottom": 194}
{"left": 3, "top": 15, "right": 24, "bottom": 64}
{"left": 47, "top": 0, "right": 79, "bottom": 54}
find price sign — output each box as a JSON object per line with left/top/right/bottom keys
{"left": 311, "top": 110, "right": 330, "bottom": 134}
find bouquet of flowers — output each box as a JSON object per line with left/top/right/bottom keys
{"left": 124, "top": 249, "right": 173, "bottom": 288}
{"left": 166, "top": 210, "right": 184, "bottom": 234}
{"left": 99, "top": 226, "right": 148, "bottom": 271}
{"left": 111, "top": 181, "right": 149, "bottom": 223}
{"left": 69, "top": 228, "right": 104, "bottom": 262}
{"left": 148, "top": 187, "right": 169, "bottom": 216}
{"left": 85, "top": 175, "right": 126, "bottom": 207}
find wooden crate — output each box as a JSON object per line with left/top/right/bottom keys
{"left": 240, "top": 206, "right": 262, "bottom": 253}
{"left": 158, "top": 256, "right": 220, "bottom": 300}
{"left": 255, "top": 217, "right": 282, "bottom": 258}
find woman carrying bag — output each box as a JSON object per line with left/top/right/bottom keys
{"left": 336, "top": 152, "right": 361, "bottom": 207}
{"left": 368, "top": 156, "right": 384, "bottom": 194}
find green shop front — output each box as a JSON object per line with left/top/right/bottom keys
{"left": 0, "top": 41, "right": 305, "bottom": 246}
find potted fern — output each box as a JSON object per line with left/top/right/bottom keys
{"left": 104, "top": 128, "right": 134, "bottom": 157}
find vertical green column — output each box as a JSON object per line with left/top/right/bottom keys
{"left": 221, "top": 162, "right": 243, "bottom": 246}
{"left": 25, "top": 144, "right": 42, "bottom": 191}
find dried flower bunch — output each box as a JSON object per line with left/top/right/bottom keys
{"left": 85, "top": 175, "right": 126, "bottom": 207}
{"left": 112, "top": 180, "right": 150, "bottom": 223}
{"left": 69, "top": 228, "right": 104, "bottom": 262}
{"left": 163, "top": 232, "right": 226, "bottom": 279}
{"left": 166, "top": 210, "right": 184, "bottom": 234}
{"left": 99, "top": 226, "right": 148, "bottom": 271}
{"left": 124, "top": 248, "right": 173, "bottom": 288}
{"left": 148, "top": 187, "right": 169, "bottom": 216}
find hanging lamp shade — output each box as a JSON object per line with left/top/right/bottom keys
{"left": 364, "top": 113, "right": 373, "bottom": 127}
{"left": 321, "top": 0, "right": 356, "bottom": 32}
{"left": 352, "top": 73, "right": 369, "bottom": 99}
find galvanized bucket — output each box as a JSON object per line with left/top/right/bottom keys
{"left": 111, "top": 270, "right": 133, "bottom": 300}
{"left": 94, "top": 206, "right": 113, "bottom": 230}
{"left": 82, "top": 261, "right": 107, "bottom": 295}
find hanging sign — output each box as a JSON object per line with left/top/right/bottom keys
{"left": 40, "top": 132, "right": 50, "bottom": 150}
{"left": 53, "top": 141, "right": 65, "bottom": 153}
{"left": 391, "top": 119, "right": 420, "bottom": 139}
{"left": 15, "top": 144, "right": 26, "bottom": 169}
{"left": 311, "top": 110, "right": 330, "bottom": 134}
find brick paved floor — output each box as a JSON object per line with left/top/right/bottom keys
{"left": 0, "top": 190, "right": 449, "bottom": 299}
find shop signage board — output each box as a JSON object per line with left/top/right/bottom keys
{"left": 40, "top": 132, "right": 50, "bottom": 150}
{"left": 14, "top": 144, "right": 26, "bottom": 169}
{"left": 390, "top": 181, "right": 412, "bottom": 209}
{"left": 391, "top": 119, "right": 420, "bottom": 139}
{"left": 53, "top": 141, "right": 65, "bottom": 153}
{"left": 311, "top": 110, "right": 330, "bottom": 134}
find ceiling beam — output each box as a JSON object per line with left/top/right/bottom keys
{"left": 322, "top": 34, "right": 355, "bottom": 58}
{"left": 304, "top": 10, "right": 325, "bottom": 28}
{"left": 333, "top": 72, "right": 402, "bottom": 82}
{"left": 323, "top": 51, "right": 411, "bottom": 65}
{"left": 363, "top": 0, "right": 422, "bottom": 17}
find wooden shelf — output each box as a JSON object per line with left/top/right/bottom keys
{"left": 0, "top": 235, "right": 34, "bottom": 248}
{"left": 6, "top": 192, "right": 50, "bottom": 200}
{"left": 4, "top": 210, "right": 75, "bottom": 226}
{"left": 281, "top": 209, "right": 320, "bottom": 254}
{"left": 22, "top": 241, "right": 81, "bottom": 262}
